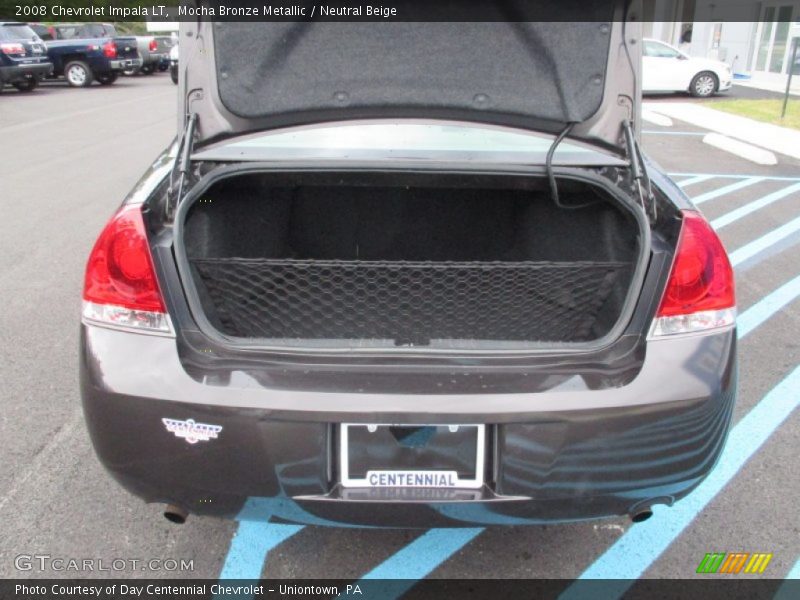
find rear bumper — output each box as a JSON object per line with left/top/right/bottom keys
{"left": 145, "top": 53, "right": 167, "bottom": 64}
{"left": 108, "top": 58, "right": 142, "bottom": 71}
{"left": 0, "top": 62, "right": 52, "bottom": 84}
{"left": 80, "top": 324, "right": 737, "bottom": 526}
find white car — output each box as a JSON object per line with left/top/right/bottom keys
{"left": 169, "top": 43, "right": 178, "bottom": 84}
{"left": 642, "top": 38, "right": 732, "bottom": 98}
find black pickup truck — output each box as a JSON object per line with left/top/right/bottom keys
{"left": 33, "top": 22, "right": 141, "bottom": 87}
{"left": 0, "top": 22, "right": 52, "bottom": 92}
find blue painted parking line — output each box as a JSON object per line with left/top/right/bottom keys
{"left": 559, "top": 364, "right": 800, "bottom": 598}
{"left": 218, "top": 522, "right": 303, "bottom": 580}
{"left": 737, "top": 274, "right": 800, "bottom": 338}
{"left": 729, "top": 214, "right": 800, "bottom": 267}
{"left": 711, "top": 183, "right": 800, "bottom": 230}
{"left": 669, "top": 172, "right": 800, "bottom": 182}
{"left": 735, "top": 231, "right": 800, "bottom": 274}
{"left": 358, "top": 528, "right": 483, "bottom": 599}
{"left": 692, "top": 177, "right": 765, "bottom": 205}
{"left": 643, "top": 131, "right": 705, "bottom": 136}
{"left": 214, "top": 522, "right": 303, "bottom": 600}
{"left": 784, "top": 559, "right": 800, "bottom": 580}
{"left": 217, "top": 494, "right": 379, "bottom": 587}
{"left": 677, "top": 175, "right": 715, "bottom": 188}
{"left": 774, "top": 557, "right": 800, "bottom": 600}
{"left": 784, "top": 557, "right": 800, "bottom": 579}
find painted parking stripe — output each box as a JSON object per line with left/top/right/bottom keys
{"left": 702, "top": 133, "right": 777, "bottom": 166}
{"left": 692, "top": 177, "right": 765, "bottom": 205}
{"left": 677, "top": 175, "right": 715, "bottom": 188}
{"left": 784, "top": 557, "right": 800, "bottom": 579}
{"left": 773, "top": 558, "right": 800, "bottom": 600}
{"left": 358, "top": 528, "right": 483, "bottom": 598}
{"left": 737, "top": 274, "right": 800, "bottom": 338}
{"left": 218, "top": 522, "right": 303, "bottom": 580}
{"left": 559, "top": 364, "right": 800, "bottom": 598}
{"left": 669, "top": 172, "right": 800, "bottom": 182}
{"left": 217, "top": 493, "right": 377, "bottom": 586}
{"left": 736, "top": 231, "right": 800, "bottom": 274}
{"left": 780, "top": 556, "right": 800, "bottom": 578}
{"left": 775, "top": 561, "right": 800, "bottom": 600}
{"left": 711, "top": 183, "right": 800, "bottom": 230}
{"left": 641, "top": 111, "right": 673, "bottom": 127}
{"left": 643, "top": 130, "right": 704, "bottom": 136}
{"left": 729, "top": 214, "right": 800, "bottom": 267}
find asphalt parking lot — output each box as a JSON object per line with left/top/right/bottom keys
{"left": 1, "top": 75, "right": 799, "bottom": 591}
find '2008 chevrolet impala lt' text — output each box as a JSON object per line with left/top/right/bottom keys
{"left": 80, "top": 3, "right": 736, "bottom": 527}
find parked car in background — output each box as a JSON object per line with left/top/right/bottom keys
{"left": 81, "top": 15, "right": 738, "bottom": 527}
{"left": 153, "top": 36, "right": 175, "bottom": 72}
{"left": 125, "top": 35, "right": 166, "bottom": 75}
{"left": 642, "top": 38, "right": 732, "bottom": 97}
{"left": 0, "top": 21, "right": 52, "bottom": 93}
{"left": 43, "top": 24, "right": 140, "bottom": 87}
{"left": 169, "top": 43, "right": 178, "bottom": 84}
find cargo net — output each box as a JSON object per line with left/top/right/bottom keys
{"left": 190, "top": 258, "right": 629, "bottom": 346}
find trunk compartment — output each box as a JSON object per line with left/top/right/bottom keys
{"left": 176, "top": 170, "right": 645, "bottom": 351}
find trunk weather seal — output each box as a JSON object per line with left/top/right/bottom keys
{"left": 171, "top": 162, "right": 651, "bottom": 358}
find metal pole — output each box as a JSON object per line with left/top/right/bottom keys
{"left": 782, "top": 38, "right": 798, "bottom": 120}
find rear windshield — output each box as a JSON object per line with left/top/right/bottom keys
{"left": 0, "top": 25, "right": 38, "bottom": 41}
{"left": 192, "top": 122, "right": 626, "bottom": 167}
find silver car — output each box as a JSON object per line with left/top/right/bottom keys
{"left": 80, "top": 11, "right": 736, "bottom": 526}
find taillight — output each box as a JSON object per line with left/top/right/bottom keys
{"left": 149, "top": 39, "right": 157, "bottom": 52}
{"left": 0, "top": 42, "right": 25, "bottom": 55}
{"left": 82, "top": 205, "right": 171, "bottom": 334}
{"left": 651, "top": 211, "right": 735, "bottom": 336}
{"left": 102, "top": 40, "right": 117, "bottom": 58}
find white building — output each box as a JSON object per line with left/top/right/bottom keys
{"left": 645, "top": 0, "right": 800, "bottom": 90}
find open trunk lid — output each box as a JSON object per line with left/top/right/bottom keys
{"left": 178, "top": 1, "right": 642, "bottom": 152}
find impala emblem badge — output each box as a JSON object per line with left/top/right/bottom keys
{"left": 162, "top": 418, "right": 222, "bottom": 444}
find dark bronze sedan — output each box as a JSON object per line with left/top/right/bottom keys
{"left": 80, "top": 7, "right": 736, "bottom": 527}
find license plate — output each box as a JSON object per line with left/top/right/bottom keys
{"left": 340, "top": 424, "right": 485, "bottom": 489}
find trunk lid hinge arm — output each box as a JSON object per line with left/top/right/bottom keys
{"left": 166, "top": 112, "right": 198, "bottom": 220}
{"left": 623, "top": 119, "right": 656, "bottom": 224}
